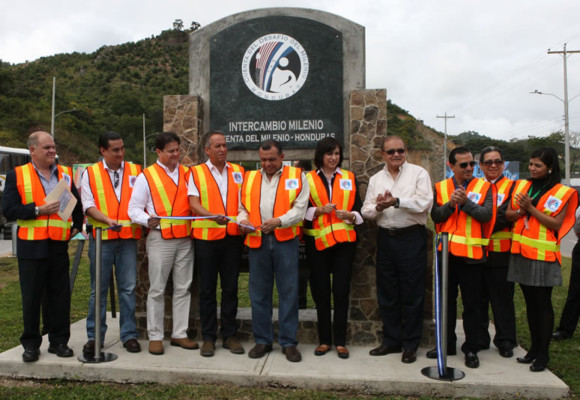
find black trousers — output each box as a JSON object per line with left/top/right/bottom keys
{"left": 557, "top": 239, "right": 580, "bottom": 336}
{"left": 445, "top": 254, "right": 483, "bottom": 354}
{"left": 521, "top": 284, "right": 553, "bottom": 365}
{"left": 305, "top": 237, "right": 355, "bottom": 346}
{"left": 376, "top": 226, "right": 427, "bottom": 351}
{"left": 480, "top": 252, "right": 517, "bottom": 349}
{"left": 18, "top": 243, "right": 71, "bottom": 349}
{"left": 195, "top": 235, "right": 243, "bottom": 342}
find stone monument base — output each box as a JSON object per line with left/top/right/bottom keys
{"left": 136, "top": 310, "right": 435, "bottom": 347}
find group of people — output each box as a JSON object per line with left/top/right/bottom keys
{"left": 427, "top": 145, "right": 577, "bottom": 373}
{"left": 2, "top": 130, "right": 578, "bottom": 372}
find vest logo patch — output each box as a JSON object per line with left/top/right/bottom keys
{"left": 285, "top": 178, "right": 299, "bottom": 190}
{"left": 467, "top": 192, "right": 481, "bottom": 203}
{"left": 62, "top": 173, "right": 71, "bottom": 186}
{"left": 232, "top": 171, "right": 244, "bottom": 184}
{"left": 545, "top": 196, "right": 562, "bottom": 213}
{"left": 129, "top": 175, "right": 137, "bottom": 188}
{"left": 497, "top": 193, "right": 505, "bottom": 206}
{"left": 339, "top": 179, "right": 353, "bottom": 191}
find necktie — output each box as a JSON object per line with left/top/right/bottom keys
{"left": 113, "top": 171, "right": 120, "bottom": 189}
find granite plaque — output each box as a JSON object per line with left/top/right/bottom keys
{"left": 210, "top": 16, "right": 343, "bottom": 150}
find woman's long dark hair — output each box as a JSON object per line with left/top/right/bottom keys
{"left": 529, "top": 146, "right": 561, "bottom": 188}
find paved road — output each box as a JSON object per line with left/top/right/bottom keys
{"left": 561, "top": 229, "right": 577, "bottom": 258}
{"left": 0, "top": 240, "right": 13, "bottom": 257}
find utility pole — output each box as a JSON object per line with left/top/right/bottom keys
{"left": 548, "top": 44, "right": 580, "bottom": 186}
{"left": 437, "top": 112, "right": 455, "bottom": 178}
{"left": 50, "top": 77, "right": 56, "bottom": 137}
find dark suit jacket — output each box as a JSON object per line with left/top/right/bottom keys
{"left": 2, "top": 167, "right": 84, "bottom": 259}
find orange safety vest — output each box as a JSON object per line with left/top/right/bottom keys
{"left": 86, "top": 161, "right": 142, "bottom": 240}
{"left": 143, "top": 163, "right": 191, "bottom": 239}
{"left": 510, "top": 180, "right": 578, "bottom": 264}
{"left": 241, "top": 166, "right": 303, "bottom": 248}
{"left": 487, "top": 176, "right": 514, "bottom": 253}
{"left": 15, "top": 163, "right": 73, "bottom": 241}
{"left": 189, "top": 162, "right": 245, "bottom": 240}
{"left": 435, "top": 177, "right": 496, "bottom": 260}
{"left": 304, "top": 169, "right": 356, "bottom": 250}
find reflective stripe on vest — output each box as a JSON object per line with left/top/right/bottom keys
{"left": 305, "top": 169, "right": 356, "bottom": 250}
{"left": 241, "top": 166, "right": 303, "bottom": 248}
{"left": 488, "top": 177, "right": 514, "bottom": 253}
{"left": 16, "top": 163, "right": 73, "bottom": 241}
{"left": 190, "top": 162, "right": 244, "bottom": 240}
{"left": 435, "top": 177, "right": 495, "bottom": 259}
{"left": 510, "top": 181, "right": 578, "bottom": 263}
{"left": 86, "top": 161, "right": 142, "bottom": 240}
{"left": 143, "top": 163, "right": 191, "bottom": 239}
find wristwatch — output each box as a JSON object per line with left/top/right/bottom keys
{"left": 394, "top": 198, "right": 400, "bottom": 208}
{"left": 34, "top": 206, "right": 40, "bottom": 217}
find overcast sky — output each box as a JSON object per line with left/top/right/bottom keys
{"left": 2, "top": 0, "right": 580, "bottom": 141}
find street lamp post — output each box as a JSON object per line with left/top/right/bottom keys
{"left": 50, "top": 76, "right": 80, "bottom": 138}
{"left": 143, "top": 132, "right": 158, "bottom": 167}
{"left": 51, "top": 108, "right": 77, "bottom": 138}
{"left": 530, "top": 90, "right": 580, "bottom": 186}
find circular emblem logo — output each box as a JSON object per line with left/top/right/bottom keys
{"left": 242, "top": 34, "right": 309, "bottom": 101}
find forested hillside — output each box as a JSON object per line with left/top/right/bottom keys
{"left": 0, "top": 28, "right": 190, "bottom": 164}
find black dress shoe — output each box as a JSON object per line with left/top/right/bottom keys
{"left": 498, "top": 347, "right": 514, "bottom": 358}
{"left": 426, "top": 347, "right": 456, "bottom": 359}
{"left": 83, "top": 340, "right": 95, "bottom": 354}
{"left": 22, "top": 347, "right": 40, "bottom": 362}
{"left": 516, "top": 354, "right": 536, "bottom": 364}
{"left": 123, "top": 338, "right": 141, "bottom": 353}
{"left": 248, "top": 343, "right": 272, "bottom": 359}
{"left": 369, "top": 344, "right": 401, "bottom": 356}
{"left": 465, "top": 352, "right": 479, "bottom": 368}
{"left": 530, "top": 361, "right": 548, "bottom": 372}
{"left": 282, "top": 345, "right": 302, "bottom": 362}
{"left": 401, "top": 349, "right": 417, "bottom": 363}
{"left": 48, "top": 343, "right": 74, "bottom": 358}
{"left": 552, "top": 330, "right": 571, "bottom": 341}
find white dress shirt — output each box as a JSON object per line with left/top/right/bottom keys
{"left": 128, "top": 160, "right": 183, "bottom": 228}
{"left": 237, "top": 166, "right": 310, "bottom": 228}
{"left": 81, "top": 160, "right": 124, "bottom": 213}
{"left": 187, "top": 160, "right": 229, "bottom": 205}
{"left": 362, "top": 161, "right": 433, "bottom": 229}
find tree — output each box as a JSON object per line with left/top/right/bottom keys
{"left": 173, "top": 19, "right": 184, "bottom": 31}
{"left": 190, "top": 21, "right": 201, "bottom": 32}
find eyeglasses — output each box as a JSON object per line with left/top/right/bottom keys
{"left": 384, "top": 148, "right": 406, "bottom": 155}
{"left": 482, "top": 159, "right": 503, "bottom": 166}
{"left": 457, "top": 161, "right": 476, "bottom": 169}
{"left": 113, "top": 171, "right": 120, "bottom": 189}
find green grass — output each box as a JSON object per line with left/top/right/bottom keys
{"left": 0, "top": 245, "right": 579, "bottom": 399}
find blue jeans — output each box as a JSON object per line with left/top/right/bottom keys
{"left": 249, "top": 235, "right": 299, "bottom": 347}
{"left": 86, "top": 237, "right": 138, "bottom": 343}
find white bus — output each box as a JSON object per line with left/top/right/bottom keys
{"left": 0, "top": 145, "right": 31, "bottom": 192}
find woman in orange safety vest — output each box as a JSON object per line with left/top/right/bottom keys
{"left": 303, "top": 137, "right": 363, "bottom": 360}
{"left": 507, "top": 147, "right": 578, "bottom": 372}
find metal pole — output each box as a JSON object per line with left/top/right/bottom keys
{"left": 11, "top": 223, "right": 18, "bottom": 256}
{"left": 143, "top": 114, "right": 147, "bottom": 167}
{"left": 50, "top": 77, "right": 56, "bottom": 137}
{"left": 440, "top": 232, "right": 450, "bottom": 369}
{"left": 437, "top": 113, "right": 455, "bottom": 179}
{"left": 78, "top": 227, "right": 117, "bottom": 363}
{"left": 548, "top": 44, "right": 580, "bottom": 185}
{"left": 422, "top": 233, "right": 465, "bottom": 381}
{"left": 94, "top": 227, "right": 103, "bottom": 361}
{"left": 563, "top": 44, "right": 571, "bottom": 186}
